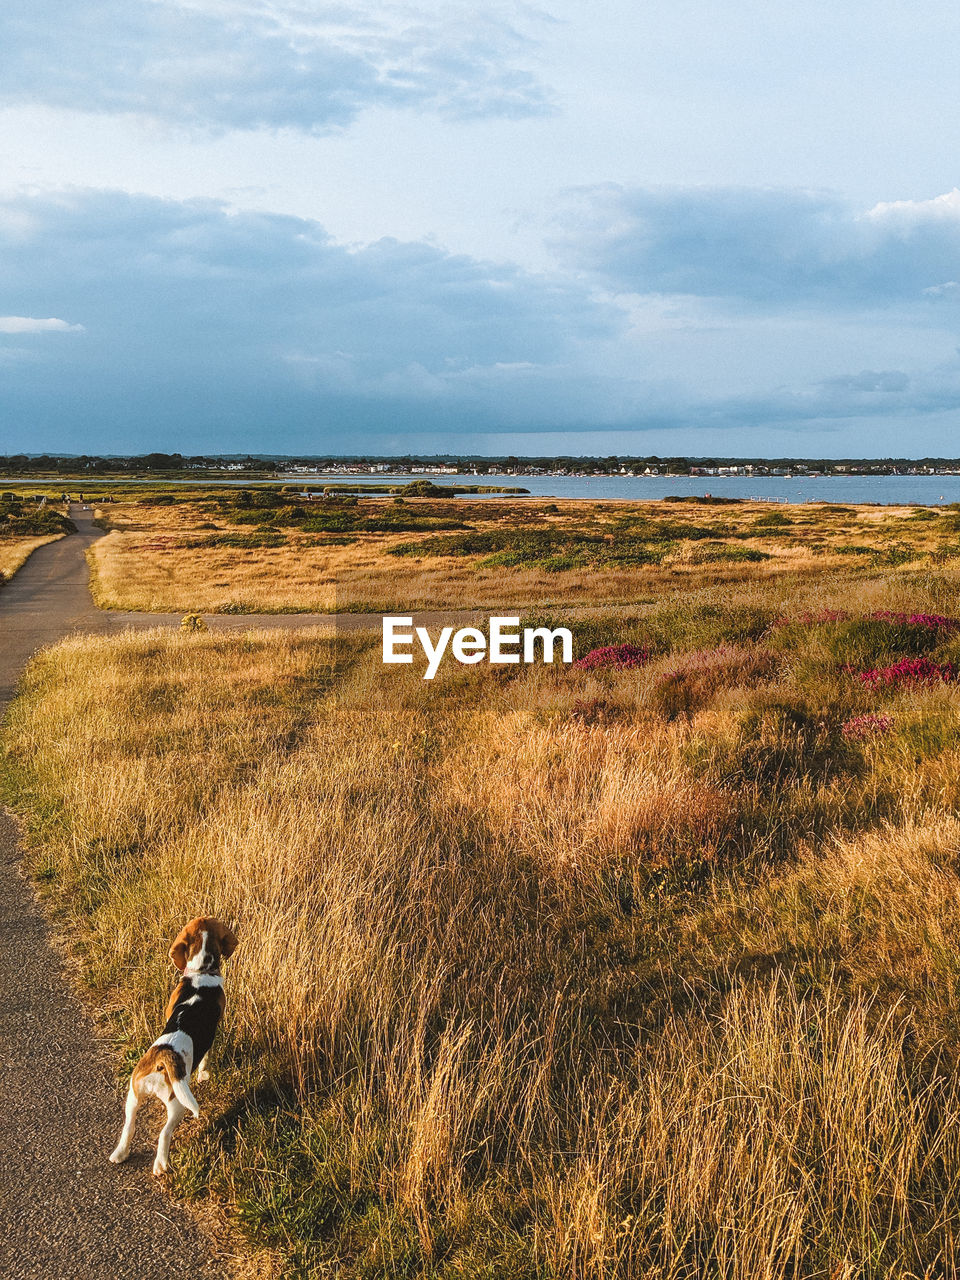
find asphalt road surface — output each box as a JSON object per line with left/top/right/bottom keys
{"left": 0, "top": 510, "right": 222, "bottom": 1279}
{"left": 0, "top": 510, "right": 482, "bottom": 1278}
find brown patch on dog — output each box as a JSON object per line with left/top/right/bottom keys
{"left": 133, "top": 1044, "right": 187, "bottom": 1089}
{"left": 169, "top": 919, "right": 201, "bottom": 973}
{"left": 164, "top": 979, "right": 186, "bottom": 1022}
{"left": 169, "top": 916, "right": 239, "bottom": 973}
{"left": 211, "top": 919, "right": 239, "bottom": 959}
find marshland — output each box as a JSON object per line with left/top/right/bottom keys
{"left": 83, "top": 484, "right": 960, "bottom": 613}
{"left": 7, "top": 489, "right": 960, "bottom": 1276}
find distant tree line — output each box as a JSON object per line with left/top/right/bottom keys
{"left": 4, "top": 453, "right": 960, "bottom": 476}
{"left": 0, "top": 454, "right": 277, "bottom": 473}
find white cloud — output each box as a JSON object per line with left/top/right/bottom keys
{"left": 0, "top": 1, "right": 553, "bottom": 133}
{"left": 0, "top": 315, "right": 84, "bottom": 333}
{"left": 865, "top": 188, "right": 960, "bottom": 224}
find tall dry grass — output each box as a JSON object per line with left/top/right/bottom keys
{"left": 8, "top": 574, "right": 960, "bottom": 1274}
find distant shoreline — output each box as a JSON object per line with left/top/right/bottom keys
{"left": 5, "top": 471, "right": 960, "bottom": 506}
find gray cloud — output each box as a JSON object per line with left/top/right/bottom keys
{"left": 819, "top": 369, "right": 910, "bottom": 394}
{"left": 6, "top": 187, "right": 960, "bottom": 453}
{"left": 556, "top": 184, "right": 960, "bottom": 307}
{"left": 624, "top": 362, "right": 960, "bottom": 436}
{"left": 0, "top": 189, "right": 618, "bottom": 449}
{"left": 0, "top": 1, "right": 552, "bottom": 133}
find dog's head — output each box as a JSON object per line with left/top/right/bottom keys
{"left": 169, "top": 917, "right": 239, "bottom": 976}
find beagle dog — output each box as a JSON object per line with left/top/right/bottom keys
{"left": 109, "top": 916, "right": 238, "bottom": 1176}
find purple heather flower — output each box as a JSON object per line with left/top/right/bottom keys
{"left": 855, "top": 656, "right": 956, "bottom": 688}
{"left": 841, "top": 713, "right": 894, "bottom": 740}
{"left": 574, "top": 643, "right": 650, "bottom": 671}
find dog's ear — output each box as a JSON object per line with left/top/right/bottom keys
{"left": 169, "top": 922, "right": 192, "bottom": 972}
{"left": 217, "top": 922, "right": 239, "bottom": 960}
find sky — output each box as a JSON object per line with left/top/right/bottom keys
{"left": 3, "top": 1, "right": 960, "bottom": 457}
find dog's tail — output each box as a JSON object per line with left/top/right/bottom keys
{"left": 153, "top": 1046, "right": 201, "bottom": 1118}
{"left": 171, "top": 1076, "right": 201, "bottom": 1118}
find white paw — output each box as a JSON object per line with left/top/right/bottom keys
{"left": 109, "top": 1145, "right": 130, "bottom": 1164}
{"left": 152, "top": 1157, "right": 169, "bottom": 1177}
{"left": 195, "top": 1068, "right": 209, "bottom": 1083}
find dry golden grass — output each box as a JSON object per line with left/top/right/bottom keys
{"left": 0, "top": 534, "right": 62, "bottom": 581}
{"left": 10, "top": 557, "right": 960, "bottom": 1274}
{"left": 86, "top": 493, "right": 959, "bottom": 613}
{"left": 89, "top": 527, "right": 334, "bottom": 613}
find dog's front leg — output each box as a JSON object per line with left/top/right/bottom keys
{"left": 153, "top": 1095, "right": 188, "bottom": 1176}
{"left": 195, "top": 1053, "right": 210, "bottom": 1083}
{"left": 109, "top": 1079, "right": 140, "bottom": 1164}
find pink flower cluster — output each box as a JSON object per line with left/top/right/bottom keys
{"left": 841, "top": 713, "right": 894, "bottom": 740}
{"left": 856, "top": 656, "right": 956, "bottom": 689}
{"left": 656, "top": 644, "right": 767, "bottom": 682}
{"left": 869, "top": 611, "right": 960, "bottom": 632}
{"left": 772, "top": 608, "right": 960, "bottom": 632}
{"left": 574, "top": 643, "right": 650, "bottom": 671}
{"left": 660, "top": 643, "right": 738, "bottom": 669}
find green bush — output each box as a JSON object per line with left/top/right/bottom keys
{"left": 689, "top": 543, "right": 771, "bottom": 564}
{"left": 391, "top": 528, "right": 674, "bottom": 570}
{"left": 690, "top": 702, "right": 857, "bottom": 787}
{"left": 402, "top": 479, "right": 455, "bottom": 497}
{"left": 0, "top": 495, "right": 75, "bottom": 538}
{"left": 183, "top": 532, "right": 288, "bottom": 549}
{"left": 768, "top": 616, "right": 954, "bottom": 668}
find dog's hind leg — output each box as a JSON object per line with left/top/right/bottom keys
{"left": 195, "top": 1053, "right": 210, "bottom": 1083}
{"left": 109, "top": 1079, "right": 140, "bottom": 1164}
{"left": 152, "top": 1094, "right": 188, "bottom": 1177}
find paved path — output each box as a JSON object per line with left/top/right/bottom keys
{"left": 0, "top": 511, "right": 222, "bottom": 1279}
{"left": 0, "top": 510, "right": 483, "bottom": 1278}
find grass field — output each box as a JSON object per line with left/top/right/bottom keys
{"left": 8, "top": 541, "right": 960, "bottom": 1275}
{"left": 84, "top": 488, "right": 960, "bottom": 613}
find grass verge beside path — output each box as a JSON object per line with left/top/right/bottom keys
{"left": 8, "top": 585, "right": 960, "bottom": 1275}
{"left": 0, "top": 534, "right": 64, "bottom": 583}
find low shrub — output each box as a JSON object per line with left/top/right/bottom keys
{"left": 720, "top": 703, "right": 855, "bottom": 786}
{"left": 688, "top": 542, "right": 771, "bottom": 564}
{"left": 770, "top": 610, "right": 960, "bottom": 668}
{"left": 392, "top": 528, "right": 672, "bottom": 570}
{"left": 652, "top": 644, "right": 777, "bottom": 719}
{"left": 644, "top": 602, "right": 774, "bottom": 651}
{"left": 856, "top": 657, "right": 957, "bottom": 689}
{"left": 183, "top": 532, "right": 287, "bottom": 549}
{"left": 568, "top": 697, "right": 624, "bottom": 725}
{"left": 769, "top": 609, "right": 851, "bottom": 628}
{"left": 574, "top": 643, "right": 650, "bottom": 671}
{"left": 0, "top": 494, "right": 76, "bottom": 538}
{"left": 401, "top": 479, "right": 456, "bottom": 497}
{"left": 752, "top": 510, "right": 793, "bottom": 527}
{"left": 841, "top": 712, "right": 894, "bottom": 740}
{"left": 870, "top": 610, "right": 960, "bottom": 633}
